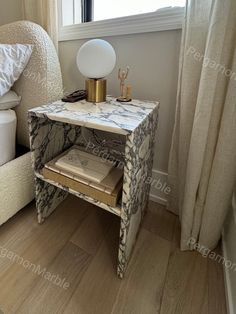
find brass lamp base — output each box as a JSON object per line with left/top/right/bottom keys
{"left": 86, "top": 79, "right": 106, "bottom": 103}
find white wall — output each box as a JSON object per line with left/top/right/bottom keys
{"left": 59, "top": 30, "right": 181, "bottom": 201}
{"left": 0, "top": 0, "right": 22, "bottom": 26}
{"left": 223, "top": 186, "right": 236, "bottom": 314}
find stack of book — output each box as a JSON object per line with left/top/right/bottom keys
{"left": 42, "top": 146, "right": 123, "bottom": 207}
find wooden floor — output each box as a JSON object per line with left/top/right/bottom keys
{"left": 0, "top": 196, "right": 227, "bottom": 314}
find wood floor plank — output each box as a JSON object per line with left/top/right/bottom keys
{"left": 143, "top": 201, "right": 177, "bottom": 241}
{"left": 0, "top": 196, "right": 89, "bottom": 313}
{"left": 70, "top": 205, "right": 114, "bottom": 255}
{"left": 0, "top": 197, "right": 227, "bottom": 314}
{"left": 64, "top": 228, "right": 171, "bottom": 314}
{"left": 160, "top": 249, "right": 209, "bottom": 314}
{"left": 111, "top": 229, "right": 171, "bottom": 314}
{"left": 207, "top": 247, "right": 227, "bottom": 314}
{"left": 63, "top": 219, "right": 121, "bottom": 314}
{"left": 0, "top": 202, "right": 38, "bottom": 273}
{"left": 18, "top": 242, "right": 91, "bottom": 314}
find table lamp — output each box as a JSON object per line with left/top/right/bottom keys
{"left": 76, "top": 39, "right": 116, "bottom": 103}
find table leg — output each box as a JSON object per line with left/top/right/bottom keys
{"left": 28, "top": 113, "right": 81, "bottom": 223}
{"left": 35, "top": 177, "right": 68, "bottom": 223}
{"left": 117, "top": 109, "right": 158, "bottom": 278}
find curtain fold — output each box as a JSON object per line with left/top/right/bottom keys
{"left": 168, "top": 0, "right": 236, "bottom": 250}
{"left": 22, "top": 0, "right": 58, "bottom": 49}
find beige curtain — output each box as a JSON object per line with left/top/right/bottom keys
{"left": 22, "top": 0, "right": 58, "bottom": 49}
{"left": 168, "top": 0, "right": 236, "bottom": 250}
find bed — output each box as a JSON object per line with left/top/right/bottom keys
{"left": 0, "top": 21, "right": 63, "bottom": 225}
{"left": 0, "top": 110, "right": 16, "bottom": 166}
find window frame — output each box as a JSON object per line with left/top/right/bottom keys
{"left": 58, "top": 0, "right": 185, "bottom": 42}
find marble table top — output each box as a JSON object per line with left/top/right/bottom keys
{"left": 29, "top": 96, "right": 159, "bottom": 135}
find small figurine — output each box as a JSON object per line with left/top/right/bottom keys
{"left": 117, "top": 66, "right": 132, "bottom": 102}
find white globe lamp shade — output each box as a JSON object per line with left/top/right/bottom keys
{"left": 76, "top": 39, "right": 116, "bottom": 79}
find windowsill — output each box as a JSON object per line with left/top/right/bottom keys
{"left": 58, "top": 7, "right": 185, "bottom": 42}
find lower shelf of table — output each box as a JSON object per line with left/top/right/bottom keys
{"left": 35, "top": 171, "right": 122, "bottom": 217}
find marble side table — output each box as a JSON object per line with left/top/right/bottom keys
{"left": 28, "top": 96, "right": 159, "bottom": 278}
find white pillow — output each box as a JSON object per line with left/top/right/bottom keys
{"left": 0, "top": 90, "right": 21, "bottom": 110}
{"left": 0, "top": 44, "right": 33, "bottom": 97}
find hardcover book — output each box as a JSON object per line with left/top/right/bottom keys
{"left": 55, "top": 146, "right": 114, "bottom": 183}
{"left": 42, "top": 146, "right": 124, "bottom": 206}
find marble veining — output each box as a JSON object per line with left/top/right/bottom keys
{"left": 29, "top": 96, "right": 158, "bottom": 135}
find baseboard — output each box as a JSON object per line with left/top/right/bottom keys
{"left": 149, "top": 193, "right": 167, "bottom": 206}
{"left": 222, "top": 232, "right": 234, "bottom": 314}
{"left": 149, "top": 169, "right": 169, "bottom": 205}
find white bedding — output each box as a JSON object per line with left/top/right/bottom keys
{"left": 0, "top": 110, "right": 16, "bottom": 166}
{"left": 0, "top": 44, "right": 33, "bottom": 97}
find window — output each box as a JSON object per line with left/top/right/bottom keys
{"left": 58, "top": 0, "right": 186, "bottom": 41}
{"left": 61, "top": 0, "right": 185, "bottom": 26}
{"left": 61, "top": 0, "right": 93, "bottom": 26}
